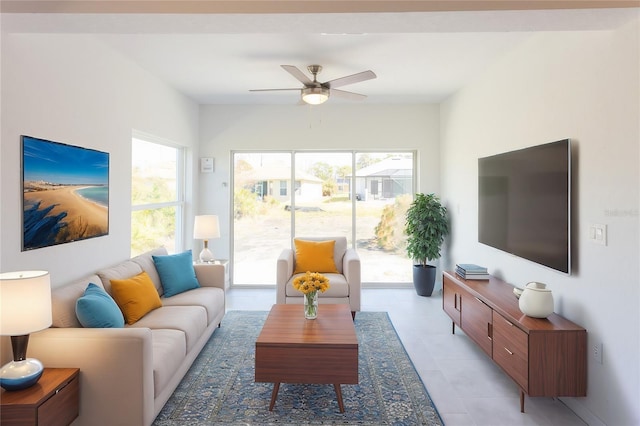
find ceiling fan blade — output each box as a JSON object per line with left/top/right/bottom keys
{"left": 249, "top": 88, "right": 301, "bottom": 92}
{"left": 331, "top": 89, "right": 367, "bottom": 101}
{"left": 281, "top": 65, "right": 313, "bottom": 85}
{"left": 325, "top": 70, "right": 376, "bottom": 89}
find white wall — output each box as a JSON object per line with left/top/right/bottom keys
{"left": 198, "top": 103, "right": 440, "bottom": 262}
{"left": 0, "top": 33, "right": 200, "bottom": 287}
{"left": 440, "top": 19, "right": 639, "bottom": 426}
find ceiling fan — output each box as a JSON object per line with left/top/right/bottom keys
{"left": 250, "top": 65, "right": 377, "bottom": 105}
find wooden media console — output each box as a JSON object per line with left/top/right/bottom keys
{"left": 442, "top": 271, "right": 587, "bottom": 412}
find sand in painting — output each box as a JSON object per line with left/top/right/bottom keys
{"left": 23, "top": 186, "right": 107, "bottom": 246}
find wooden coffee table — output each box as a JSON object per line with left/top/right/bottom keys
{"left": 255, "top": 304, "right": 358, "bottom": 412}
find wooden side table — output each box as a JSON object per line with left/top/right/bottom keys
{"left": 1, "top": 368, "right": 79, "bottom": 426}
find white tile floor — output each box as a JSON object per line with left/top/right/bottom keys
{"left": 226, "top": 287, "right": 587, "bottom": 426}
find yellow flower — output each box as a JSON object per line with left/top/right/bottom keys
{"left": 292, "top": 271, "right": 330, "bottom": 295}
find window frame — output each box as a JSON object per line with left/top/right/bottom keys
{"left": 130, "top": 133, "right": 186, "bottom": 256}
{"left": 231, "top": 150, "right": 416, "bottom": 286}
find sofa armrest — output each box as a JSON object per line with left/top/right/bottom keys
{"left": 29, "top": 327, "right": 155, "bottom": 426}
{"left": 276, "top": 248, "right": 294, "bottom": 304}
{"left": 194, "top": 263, "right": 226, "bottom": 290}
{"left": 343, "top": 248, "right": 362, "bottom": 312}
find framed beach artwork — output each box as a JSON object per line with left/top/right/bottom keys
{"left": 22, "top": 135, "right": 109, "bottom": 251}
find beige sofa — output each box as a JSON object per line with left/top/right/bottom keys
{"left": 27, "top": 248, "right": 225, "bottom": 426}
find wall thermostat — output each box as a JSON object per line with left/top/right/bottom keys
{"left": 200, "top": 157, "right": 214, "bottom": 173}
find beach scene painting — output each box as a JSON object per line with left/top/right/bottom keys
{"left": 22, "top": 135, "right": 109, "bottom": 250}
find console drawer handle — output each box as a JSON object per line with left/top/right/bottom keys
{"left": 504, "top": 347, "right": 514, "bottom": 355}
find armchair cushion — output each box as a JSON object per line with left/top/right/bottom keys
{"left": 293, "top": 239, "right": 339, "bottom": 274}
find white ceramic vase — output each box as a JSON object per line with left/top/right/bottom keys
{"left": 518, "top": 282, "right": 554, "bottom": 318}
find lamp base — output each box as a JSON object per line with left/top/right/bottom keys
{"left": 199, "top": 247, "right": 214, "bottom": 263}
{"left": 0, "top": 358, "right": 44, "bottom": 391}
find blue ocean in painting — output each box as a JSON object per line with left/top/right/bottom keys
{"left": 76, "top": 186, "right": 108, "bottom": 207}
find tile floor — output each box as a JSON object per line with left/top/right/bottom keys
{"left": 226, "top": 287, "right": 587, "bottom": 426}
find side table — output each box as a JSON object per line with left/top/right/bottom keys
{"left": 1, "top": 368, "right": 79, "bottom": 426}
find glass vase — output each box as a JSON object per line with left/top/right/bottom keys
{"left": 304, "top": 291, "right": 319, "bottom": 320}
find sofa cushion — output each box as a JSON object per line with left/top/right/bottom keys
{"left": 51, "top": 274, "right": 103, "bottom": 328}
{"left": 75, "top": 283, "right": 125, "bottom": 328}
{"left": 150, "top": 329, "right": 186, "bottom": 398}
{"left": 110, "top": 271, "right": 163, "bottom": 325}
{"left": 129, "top": 305, "right": 207, "bottom": 352}
{"left": 131, "top": 247, "right": 168, "bottom": 295}
{"left": 162, "top": 287, "right": 225, "bottom": 326}
{"left": 97, "top": 260, "right": 143, "bottom": 294}
{"left": 293, "top": 239, "right": 339, "bottom": 274}
{"left": 152, "top": 250, "right": 200, "bottom": 297}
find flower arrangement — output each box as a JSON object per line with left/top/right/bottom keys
{"left": 293, "top": 271, "right": 330, "bottom": 319}
{"left": 292, "top": 271, "right": 330, "bottom": 294}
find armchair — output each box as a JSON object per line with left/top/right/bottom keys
{"left": 276, "top": 237, "right": 361, "bottom": 319}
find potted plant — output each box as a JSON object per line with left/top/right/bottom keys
{"left": 405, "top": 193, "right": 449, "bottom": 296}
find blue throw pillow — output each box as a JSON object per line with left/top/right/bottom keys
{"left": 75, "top": 283, "right": 125, "bottom": 328}
{"left": 152, "top": 250, "right": 200, "bottom": 297}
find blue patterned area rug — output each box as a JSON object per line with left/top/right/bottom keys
{"left": 154, "top": 310, "right": 444, "bottom": 425}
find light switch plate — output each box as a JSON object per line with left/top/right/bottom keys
{"left": 588, "top": 223, "right": 607, "bottom": 246}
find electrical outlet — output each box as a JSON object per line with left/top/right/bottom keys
{"left": 593, "top": 343, "right": 603, "bottom": 364}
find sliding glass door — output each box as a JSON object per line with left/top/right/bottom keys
{"left": 232, "top": 151, "right": 414, "bottom": 286}
{"left": 233, "top": 152, "right": 292, "bottom": 285}
{"left": 354, "top": 153, "right": 414, "bottom": 284}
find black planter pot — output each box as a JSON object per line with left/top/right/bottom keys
{"left": 413, "top": 264, "right": 437, "bottom": 297}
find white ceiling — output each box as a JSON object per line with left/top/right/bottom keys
{"left": 3, "top": 7, "right": 638, "bottom": 105}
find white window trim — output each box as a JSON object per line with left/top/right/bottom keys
{"left": 131, "top": 131, "right": 186, "bottom": 253}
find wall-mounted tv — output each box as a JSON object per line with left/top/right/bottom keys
{"left": 22, "top": 135, "right": 109, "bottom": 251}
{"left": 478, "top": 139, "right": 571, "bottom": 274}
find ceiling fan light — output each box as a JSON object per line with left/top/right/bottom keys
{"left": 301, "top": 87, "right": 329, "bottom": 105}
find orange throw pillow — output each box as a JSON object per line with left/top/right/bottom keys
{"left": 110, "top": 271, "right": 162, "bottom": 325}
{"left": 293, "top": 239, "right": 339, "bottom": 274}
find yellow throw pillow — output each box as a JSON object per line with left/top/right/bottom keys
{"left": 293, "top": 239, "right": 339, "bottom": 274}
{"left": 110, "top": 271, "right": 162, "bottom": 325}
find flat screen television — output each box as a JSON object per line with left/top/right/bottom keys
{"left": 478, "top": 139, "right": 571, "bottom": 274}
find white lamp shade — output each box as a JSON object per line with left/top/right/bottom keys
{"left": 0, "top": 271, "right": 52, "bottom": 336}
{"left": 193, "top": 215, "right": 220, "bottom": 239}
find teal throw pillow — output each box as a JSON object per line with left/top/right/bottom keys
{"left": 75, "top": 283, "right": 125, "bottom": 328}
{"left": 152, "top": 250, "right": 200, "bottom": 297}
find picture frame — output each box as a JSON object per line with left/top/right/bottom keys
{"left": 22, "top": 135, "right": 110, "bottom": 251}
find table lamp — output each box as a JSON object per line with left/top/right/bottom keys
{"left": 193, "top": 215, "right": 220, "bottom": 263}
{"left": 0, "top": 270, "right": 52, "bottom": 391}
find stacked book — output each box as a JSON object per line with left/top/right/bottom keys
{"left": 455, "top": 263, "right": 490, "bottom": 280}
